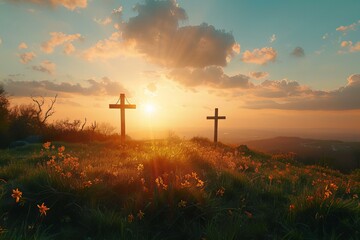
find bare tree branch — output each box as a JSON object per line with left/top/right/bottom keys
{"left": 90, "top": 121, "right": 97, "bottom": 132}
{"left": 81, "top": 118, "right": 87, "bottom": 131}
{"left": 42, "top": 94, "right": 57, "bottom": 124}
{"left": 31, "top": 95, "right": 44, "bottom": 119}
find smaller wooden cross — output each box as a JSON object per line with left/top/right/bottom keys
{"left": 206, "top": 108, "right": 226, "bottom": 143}
{"left": 109, "top": 93, "right": 136, "bottom": 142}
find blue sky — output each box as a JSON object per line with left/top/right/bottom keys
{"left": 0, "top": 0, "right": 360, "bottom": 137}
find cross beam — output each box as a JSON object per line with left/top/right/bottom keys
{"left": 206, "top": 108, "right": 226, "bottom": 143}
{"left": 109, "top": 93, "right": 136, "bottom": 142}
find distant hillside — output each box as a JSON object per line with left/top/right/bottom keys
{"left": 243, "top": 136, "right": 360, "bottom": 172}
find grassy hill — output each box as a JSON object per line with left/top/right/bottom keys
{"left": 244, "top": 136, "right": 360, "bottom": 173}
{"left": 0, "top": 137, "right": 359, "bottom": 239}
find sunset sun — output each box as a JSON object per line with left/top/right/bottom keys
{"left": 0, "top": 0, "right": 360, "bottom": 239}
{"left": 144, "top": 103, "right": 156, "bottom": 114}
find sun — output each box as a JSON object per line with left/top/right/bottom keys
{"left": 144, "top": 103, "right": 156, "bottom": 114}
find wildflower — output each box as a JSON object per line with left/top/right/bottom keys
{"left": 196, "top": 179, "right": 204, "bottom": 188}
{"left": 306, "top": 196, "right": 314, "bottom": 202}
{"left": 137, "top": 210, "right": 145, "bottom": 220}
{"left": 137, "top": 164, "right": 144, "bottom": 172}
{"left": 58, "top": 146, "right": 65, "bottom": 153}
{"left": 11, "top": 188, "right": 22, "bottom": 203}
{"left": 83, "top": 181, "right": 93, "bottom": 188}
{"left": 329, "top": 183, "right": 338, "bottom": 191}
{"left": 289, "top": 204, "right": 295, "bottom": 211}
{"left": 181, "top": 180, "right": 191, "bottom": 188}
{"left": 178, "top": 200, "right": 187, "bottom": 208}
{"left": 324, "top": 189, "right": 332, "bottom": 200}
{"left": 46, "top": 159, "right": 56, "bottom": 167}
{"left": 37, "top": 203, "right": 50, "bottom": 216}
{"left": 244, "top": 211, "right": 253, "bottom": 218}
{"left": 216, "top": 187, "right": 225, "bottom": 197}
{"left": 128, "top": 214, "right": 134, "bottom": 223}
{"left": 155, "top": 177, "right": 168, "bottom": 190}
{"left": 42, "top": 142, "right": 51, "bottom": 149}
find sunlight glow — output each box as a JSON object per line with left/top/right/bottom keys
{"left": 144, "top": 103, "right": 155, "bottom": 114}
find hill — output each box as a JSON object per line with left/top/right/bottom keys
{"left": 243, "top": 136, "right": 360, "bottom": 172}
{"left": 0, "top": 138, "right": 359, "bottom": 239}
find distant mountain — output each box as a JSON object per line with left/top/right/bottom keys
{"left": 242, "top": 136, "right": 360, "bottom": 173}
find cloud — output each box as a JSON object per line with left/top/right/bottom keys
{"left": 336, "top": 20, "right": 359, "bottom": 34}
{"left": 146, "top": 82, "right": 157, "bottom": 92}
{"left": 19, "top": 52, "right": 36, "bottom": 64}
{"left": 112, "top": 6, "right": 123, "bottom": 15}
{"left": 41, "top": 32, "right": 82, "bottom": 54}
{"left": 64, "top": 43, "right": 75, "bottom": 55}
{"left": 291, "top": 47, "right": 305, "bottom": 57}
{"left": 18, "top": 42, "right": 28, "bottom": 49}
{"left": 120, "top": 0, "right": 238, "bottom": 68}
{"left": 94, "top": 17, "right": 112, "bottom": 25}
{"left": 82, "top": 32, "right": 137, "bottom": 60}
{"left": 340, "top": 41, "right": 360, "bottom": 53}
{"left": 32, "top": 60, "right": 56, "bottom": 75}
{"left": 168, "top": 66, "right": 253, "bottom": 89}
{"left": 243, "top": 74, "right": 360, "bottom": 110}
{"left": 1, "top": 77, "right": 128, "bottom": 97}
{"left": 249, "top": 71, "right": 269, "bottom": 79}
{"left": 242, "top": 47, "right": 277, "bottom": 65}
{"left": 270, "top": 34, "right": 276, "bottom": 43}
{"left": 7, "top": 0, "right": 87, "bottom": 10}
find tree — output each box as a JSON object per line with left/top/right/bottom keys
{"left": 31, "top": 94, "right": 57, "bottom": 128}
{"left": 0, "top": 86, "right": 10, "bottom": 147}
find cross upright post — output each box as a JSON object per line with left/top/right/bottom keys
{"left": 206, "top": 108, "right": 226, "bottom": 143}
{"left": 109, "top": 93, "right": 136, "bottom": 142}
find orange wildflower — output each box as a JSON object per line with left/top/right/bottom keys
{"left": 216, "top": 187, "right": 225, "bottom": 197}
{"left": 128, "top": 214, "right": 134, "bottom": 223}
{"left": 58, "top": 146, "right": 65, "bottom": 153}
{"left": 137, "top": 210, "right": 145, "bottom": 220}
{"left": 306, "top": 196, "right": 314, "bottom": 202}
{"left": 244, "top": 211, "right": 253, "bottom": 218}
{"left": 42, "top": 142, "right": 51, "bottom": 149}
{"left": 11, "top": 188, "right": 22, "bottom": 203}
{"left": 37, "top": 203, "right": 50, "bottom": 216}
{"left": 289, "top": 204, "right": 295, "bottom": 211}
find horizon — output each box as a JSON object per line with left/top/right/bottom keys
{"left": 1, "top": 0, "right": 360, "bottom": 140}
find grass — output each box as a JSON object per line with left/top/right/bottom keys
{"left": 0, "top": 137, "right": 359, "bottom": 239}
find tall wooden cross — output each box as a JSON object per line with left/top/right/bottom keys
{"left": 206, "top": 108, "right": 226, "bottom": 143}
{"left": 109, "top": 93, "right": 136, "bottom": 142}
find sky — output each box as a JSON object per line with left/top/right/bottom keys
{"left": 0, "top": 0, "right": 360, "bottom": 141}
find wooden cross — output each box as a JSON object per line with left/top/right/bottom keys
{"left": 206, "top": 108, "right": 226, "bottom": 143}
{"left": 109, "top": 93, "right": 136, "bottom": 142}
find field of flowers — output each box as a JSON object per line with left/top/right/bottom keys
{"left": 0, "top": 137, "right": 359, "bottom": 239}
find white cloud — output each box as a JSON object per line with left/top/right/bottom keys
{"left": 19, "top": 52, "right": 36, "bottom": 64}
{"left": 168, "top": 66, "right": 253, "bottom": 89}
{"left": 249, "top": 72, "right": 269, "bottom": 79}
{"left": 270, "top": 34, "right": 276, "bottom": 43}
{"left": 242, "top": 47, "right": 277, "bottom": 65}
{"left": 1, "top": 77, "right": 128, "bottom": 97}
{"left": 340, "top": 41, "right": 360, "bottom": 53}
{"left": 336, "top": 21, "right": 358, "bottom": 34}
{"left": 82, "top": 32, "right": 137, "bottom": 60}
{"left": 41, "top": 32, "right": 82, "bottom": 54}
{"left": 93, "top": 17, "right": 112, "bottom": 25}
{"left": 18, "top": 42, "right": 28, "bottom": 49}
{"left": 32, "top": 60, "right": 56, "bottom": 75}
{"left": 7, "top": 0, "right": 87, "bottom": 11}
